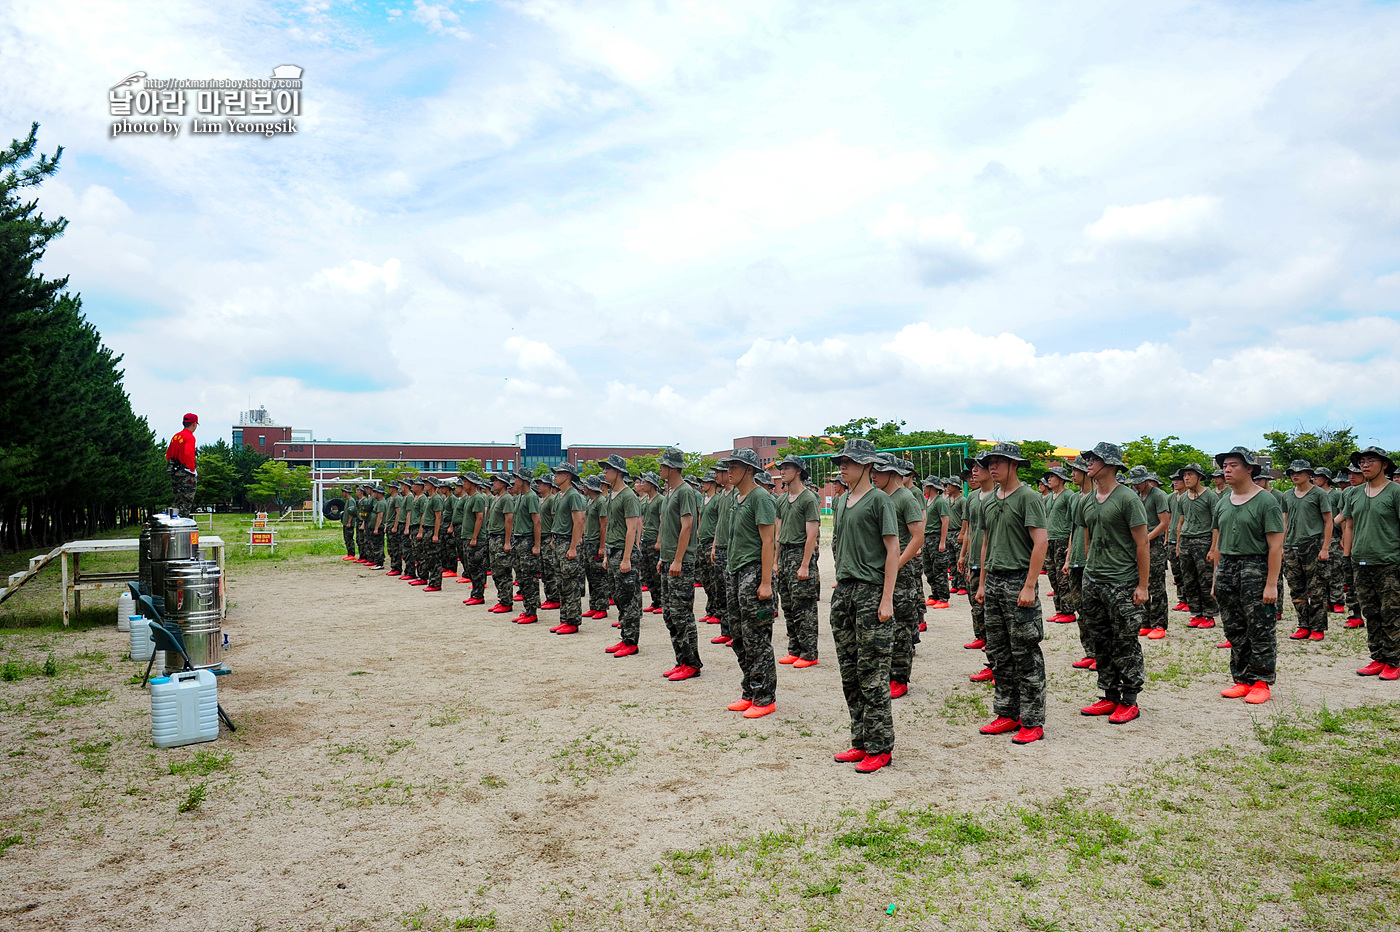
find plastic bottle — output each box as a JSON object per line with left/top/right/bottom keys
{"left": 129, "top": 617, "right": 153, "bottom": 662}
{"left": 117, "top": 593, "right": 135, "bottom": 631}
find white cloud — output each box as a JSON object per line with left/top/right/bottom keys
{"left": 410, "top": 0, "right": 472, "bottom": 41}
{"left": 504, "top": 337, "right": 576, "bottom": 378}
{"left": 314, "top": 258, "right": 402, "bottom": 293}
{"left": 872, "top": 207, "right": 1025, "bottom": 285}
{"left": 1085, "top": 195, "right": 1223, "bottom": 244}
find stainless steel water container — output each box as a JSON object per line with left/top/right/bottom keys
{"left": 162, "top": 559, "right": 223, "bottom": 670}
{"left": 147, "top": 513, "right": 200, "bottom": 599}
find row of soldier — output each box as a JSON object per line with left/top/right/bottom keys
{"left": 335, "top": 441, "right": 1400, "bottom": 773}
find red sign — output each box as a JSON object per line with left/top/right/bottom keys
{"left": 251, "top": 532, "right": 273, "bottom": 545}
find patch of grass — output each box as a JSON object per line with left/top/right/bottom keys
{"left": 429, "top": 711, "right": 461, "bottom": 727}
{"left": 801, "top": 878, "right": 840, "bottom": 898}
{"left": 1020, "top": 913, "right": 1063, "bottom": 932}
{"left": 938, "top": 686, "right": 989, "bottom": 724}
{"left": 40, "top": 653, "right": 58, "bottom": 677}
{"left": 453, "top": 913, "right": 498, "bottom": 930}
{"left": 48, "top": 685, "right": 111, "bottom": 707}
{"left": 479, "top": 774, "right": 506, "bottom": 789}
{"left": 178, "top": 780, "right": 209, "bottom": 813}
{"left": 0, "top": 834, "right": 21, "bottom": 856}
{"left": 73, "top": 739, "right": 113, "bottom": 773}
{"left": 169, "top": 749, "right": 232, "bottom": 776}
{"left": 1327, "top": 755, "right": 1400, "bottom": 829}
{"left": 1292, "top": 860, "right": 1358, "bottom": 900}
{"left": 550, "top": 730, "right": 639, "bottom": 786}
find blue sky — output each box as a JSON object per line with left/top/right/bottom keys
{"left": 3, "top": 0, "right": 1398, "bottom": 452}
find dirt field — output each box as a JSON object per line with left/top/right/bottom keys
{"left": 2, "top": 549, "right": 1397, "bottom": 931}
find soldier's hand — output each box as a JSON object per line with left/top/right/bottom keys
{"left": 503, "top": 541, "right": 512, "bottom": 552}
{"left": 532, "top": 544, "right": 540, "bottom": 556}
{"left": 877, "top": 596, "right": 893, "bottom": 622}
{"left": 975, "top": 584, "right": 985, "bottom": 604}
{"left": 567, "top": 547, "right": 577, "bottom": 560}
{"left": 758, "top": 580, "right": 772, "bottom": 601}
{"left": 1263, "top": 583, "right": 1278, "bottom": 605}
{"left": 1207, "top": 548, "right": 1218, "bottom": 564}
{"left": 1132, "top": 585, "right": 1147, "bottom": 605}
{"left": 669, "top": 560, "right": 682, "bottom": 578}
{"left": 432, "top": 536, "right": 439, "bottom": 543}
{"left": 1017, "top": 584, "right": 1036, "bottom": 608}
{"left": 797, "top": 564, "right": 809, "bottom": 580}
{"left": 620, "top": 558, "right": 631, "bottom": 574}
{"left": 958, "top": 558, "right": 967, "bottom": 574}
{"left": 1317, "top": 549, "right": 1329, "bottom": 562}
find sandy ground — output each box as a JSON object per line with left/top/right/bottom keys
{"left": 0, "top": 551, "right": 1387, "bottom": 930}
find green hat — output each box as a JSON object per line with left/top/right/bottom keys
{"left": 774, "top": 454, "right": 808, "bottom": 478}
{"left": 982, "top": 441, "right": 1030, "bottom": 466}
{"left": 923, "top": 475, "right": 943, "bottom": 489}
{"left": 1045, "top": 465, "right": 1070, "bottom": 482}
{"left": 1335, "top": 464, "right": 1353, "bottom": 477}
{"left": 658, "top": 446, "right": 686, "bottom": 470}
{"left": 534, "top": 473, "right": 555, "bottom": 488}
{"left": 1313, "top": 466, "right": 1333, "bottom": 481}
{"left": 583, "top": 475, "right": 602, "bottom": 492}
{"left": 1285, "top": 459, "right": 1314, "bottom": 476}
{"left": 639, "top": 471, "right": 661, "bottom": 489}
{"left": 701, "top": 470, "right": 717, "bottom": 483}
{"left": 1215, "top": 446, "right": 1262, "bottom": 477}
{"left": 1068, "top": 455, "right": 1089, "bottom": 473}
{"left": 553, "top": 460, "right": 579, "bottom": 478}
{"left": 490, "top": 472, "right": 509, "bottom": 486}
{"left": 1179, "top": 462, "right": 1208, "bottom": 479}
{"left": 872, "top": 452, "right": 905, "bottom": 475}
{"left": 603, "top": 453, "right": 630, "bottom": 474}
{"left": 720, "top": 447, "right": 763, "bottom": 471}
{"left": 1350, "top": 446, "right": 1395, "bottom": 473}
{"left": 754, "top": 469, "right": 774, "bottom": 487}
{"left": 832, "top": 438, "right": 880, "bottom": 465}
{"left": 1126, "top": 465, "right": 1152, "bottom": 485}
{"left": 1087, "top": 442, "right": 1128, "bottom": 471}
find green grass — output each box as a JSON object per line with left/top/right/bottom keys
{"left": 549, "top": 730, "right": 639, "bottom": 786}
{"left": 0, "top": 834, "right": 20, "bottom": 856}
{"left": 168, "top": 749, "right": 232, "bottom": 776}
{"left": 73, "top": 739, "right": 113, "bottom": 773}
{"left": 178, "top": 780, "right": 209, "bottom": 813}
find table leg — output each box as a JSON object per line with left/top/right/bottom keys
{"left": 61, "top": 551, "right": 70, "bottom": 628}
{"left": 73, "top": 553, "right": 82, "bottom": 619}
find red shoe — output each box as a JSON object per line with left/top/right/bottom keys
{"left": 964, "top": 638, "right": 985, "bottom": 650}
{"left": 1309, "top": 631, "right": 1325, "bottom": 641}
{"left": 668, "top": 665, "right": 700, "bottom": 681}
{"left": 1147, "top": 628, "right": 1166, "bottom": 640}
{"left": 549, "top": 623, "right": 565, "bottom": 633}
{"left": 1221, "top": 682, "right": 1251, "bottom": 698}
{"left": 651, "top": 606, "right": 665, "bottom": 614}
{"left": 423, "top": 585, "right": 442, "bottom": 592}
{"left": 918, "top": 621, "right": 927, "bottom": 632}
{"left": 889, "top": 681, "right": 908, "bottom": 699}
{"left": 342, "top": 555, "right": 357, "bottom": 561}
{"left": 541, "top": 601, "right": 561, "bottom": 610}
{"left": 1332, "top": 604, "right": 1345, "bottom": 614}
{"left": 641, "top": 585, "right": 649, "bottom": 592}
{"left": 930, "top": 601, "right": 950, "bottom": 609}
{"left": 1289, "top": 627, "right": 1309, "bottom": 640}
{"left": 694, "top": 581, "right": 702, "bottom": 588}
{"left": 612, "top": 644, "right": 638, "bottom": 657}
{"left": 711, "top": 635, "right": 732, "bottom": 645}
{"left": 1047, "top": 591, "right": 1055, "bottom": 598}
{"left": 1244, "top": 682, "right": 1271, "bottom": 704}
{"left": 855, "top": 752, "right": 891, "bottom": 773}
{"left": 555, "top": 624, "right": 578, "bottom": 635}
{"left": 926, "top": 597, "right": 936, "bottom": 606}
{"left": 463, "top": 597, "right": 485, "bottom": 606}
{"left": 1088, "top": 659, "right": 1097, "bottom": 670}
{"left": 1011, "top": 726, "right": 1044, "bottom": 744}
{"left": 605, "top": 641, "right": 624, "bottom": 653}
{"left": 513, "top": 593, "right": 523, "bottom": 601}
{"left": 706, "top": 616, "right": 721, "bottom": 624}
{"left": 727, "top": 698, "right": 752, "bottom": 712}
{"left": 1346, "top": 617, "right": 1365, "bottom": 628}
{"left": 1109, "top": 704, "right": 1140, "bottom": 724}
{"left": 1047, "top": 613, "right": 1067, "bottom": 623}
{"left": 1196, "top": 618, "right": 1215, "bottom": 629}
{"left": 793, "top": 657, "right": 818, "bottom": 668}
{"left": 442, "top": 571, "right": 457, "bottom": 578}
{"left": 957, "top": 589, "right": 968, "bottom": 595}
{"left": 742, "top": 702, "right": 775, "bottom": 718}
{"left": 1071, "top": 657, "right": 1094, "bottom": 669}
{"left": 1186, "top": 616, "right": 1202, "bottom": 627}
{"left": 609, "top": 599, "right": 615, "bottom": 605}
{"left": 1080, "top": 699, "right": 1116, "bottom": 716}
{"left": 660, "top": 666, "right": 680, "bottom": 678}
{"left": 1138, "top": 627, "right": 1151, "bottom": 636}
{"left": 385, "top": 570, "right": 401, "bottom": 577}
{"left": 833, "top": 748, "right": 867, "bottom": 763}
{"left": 969, "top": 666, "right": 995, "bottom": 683}
{"left": 515, "top": 615, "right": 538, "bottom": 625}
{"left": 1217, "top": 641, "right": 1231, "bottom": 649}
{"left": 410, "top": 580, "right": 428, "bottom": 587}
{"left": 778, "top": 654, "right": 799, "bottom": 665}
{"left": 1357, "top": 661, "right": 1385, "bottom": 676}
{"left": 401, "top": 576, "right": 418, "bottom": 583}
{"left": 612, "top": 621, "right": 621, "bottom": 628}
{"left": 1382, "top": 666, "right": 1400, "bottom": 681}
{"left": 980, "top": 716, "right": 1020, "bottom": 735}
{"left": 457, "top": 577, "right": 472, "bottom": 583}
{"left": 1173, "top": 602, "right": 1190, "bottom": 612}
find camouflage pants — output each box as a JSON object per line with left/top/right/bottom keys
{"left": 639, "top": 538, "right": 662, "bottom": 608}
{"left": 1355, "top": 564, "right": 1400, "bottom": 666}
{"left": 1146, "top": 538, "right": 1168, "bottom": 628}
{"left": 489, "top": 535, "right": 514, "bottom": 607}
{"left": 950, "top": 558, "right": 967, "bottom": 594}
{"left": 400, "top": 532, "right": 416, "bottom": 576}
{"left": 776, "top": 543, "right": 820, "bottom": 660}
{"left": 1047, "top": 540, "right": 1069, "bottom": 615}
{"left": 540, "top": 535, "right": 560, "bottom": 604}
{"left": 830, "top": 580, "right": 894, "bottom": 755}
{"left": 727, "top": 562, "right": 776, "bottom": 704}
{"left": 1215, "top": 555, "right": 1277, "bottom": 685}
{"left": 342, "top": 525, "right": 356, "bottom": 557}
{"left": 368, "top": 529, "right": 384, "bottom": 566}
{"left": 583, "top": 539, "right": 610, "bottom": 612}
{"left": 551, "top": 538, "right": 585, "bottom": 627}
{"left": 510, "top": 536, "right": 540, "bottom": 614}
{"left": 1283, "top": 539, "right": 1329, "bottom": 631}
{"left": 923, "top": 542, "right": 951, "bottom": 602}
{"left": 607, "top": 547, "right": 643, "bottom": 645}
{"left": 1080, "top": 574, "right": 1146, "bottom": 705}
{"left": 439, "top": 532, "right": 455, "bottom": 574}
{"left": 169, "top": 465, "right": 196, "bottom": 517}
{"left": 1167, "top": 540, "right": 1185, "bottom": 594}
{"left": 1326, "top": 535, "right": 1346, "bottom": 608}
{"left": 1343, "top": 556, "right": 1362, "bottom": 617}
{"left": 460, "top": 540, "right": 488, "bottom": 600}
{"left": 416, "top": 535, "right": 443, "bottom": 587}
{"left": 696, "top": 540, "right": 718, "bottom": 617}
{"left": 385, "top": 527, "right": 400, "bottom": 571}
{"left": 1070, "top": 567, "right": 1093, "bottom": 658}
{"left": 355, "top": 523, "right": 366, "bottom": 560}
{"left": 982, "top": 571, "right": 1046, "bottom": 728}
{"left": 661, "top": 561, "right": 702, "bottom": 668}
{"left": 1179, "top": 535, "right": 1218, "bottom": 618}
{"left": 968, "top": 564, "right": 986, "bottom": 640}
{"left": 710, "top": 547, "right": 732, "bottom": 637}
{"left": 889, "top": 563, "right": 924, "bottom": 684}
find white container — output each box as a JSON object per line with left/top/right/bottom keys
{"left": 129, "top": 617, "right": 153, "bottom": 662}
{"left": 150, "top": 669, "right": 218, "bottom": 748}
{"left": 117, "top": 593, "right": 135, "bottom": 631}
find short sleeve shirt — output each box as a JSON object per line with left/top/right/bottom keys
{"left": 551, "top": 488, "right": 586, "bottom": 537}
{"left": 697, "top": 494, "right": 719, "bottom": 544}
{"left": 583, "top": 495, "right": 603, "bottom": 539}
{"left": 713, "top": 489, "right": 736, "bottom": 547}
{"left": 511, "top": 490, "right": 540, "bottom": 538}
{"left": 778, "top": 488, "right": 819, "bottom": 546}
{"left": 833, "top": 488, "right": 897, "bottom": 585}
{"left": 983, "top": 484, "right": 1048, "bottom": 572}
{"left": 606, "top": 488, "right": 642, "bottom": 549}
{"left": 1213, "top": 488, "right": 1285, "bottom": 556}
{"left": 925, "top": 496, "right": 951, "bottom": 540}
{"left": 1344, "top": 482, "right": 1400, "bottom": 565}
{"left": 1179, "top": 488, "right": 1218, "bottom": 537}
{"left": 1047, "top": 490, "right": 1074, "bottom": 540}
{"left": 1084, "top": 485, "right": 1149, "bottom": 585}
{"left": 727, "top": 487, "right": 776, "bottom": 572}
{"left": 487, "top": 493, "right": 512, "bottom": 535}
{"left": 642, "top": 495, "right": 663, "bottom": 539}
{"left": 660, "top": 483, "right": 701, "bottom": 562}
{"left": 1141, "top": 487, "right": 1170, "bottom": 533}
{"left": 966, "top": 489, "right": 992, "bottom": 568}
{"left": 888, "top": 486, "right": 925, "bottom": 550}
{"left": 1282, "top": 485, "right": 1331, "bottom": 545}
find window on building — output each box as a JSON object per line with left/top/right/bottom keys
{"left": 232, "top": 429, "right": 243, "bottom": 447}
{"left": 259, "top": 435, "right": 265, "bottom": 446}
{"left": 770, "top": 439, "right": 778, "bottom": 445}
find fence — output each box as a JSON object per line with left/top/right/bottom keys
{"left": 798, "top": 442, "right": 969, "bottom": 513}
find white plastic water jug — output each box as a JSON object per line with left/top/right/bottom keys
{"left": 150, "top": 669, "right": 218, "bottom": 748}
{"left": 117, "top": 593, "right": 135, "bottom": 631}
{"left": 129, "top": 617, "right": 153, "bottom": 662}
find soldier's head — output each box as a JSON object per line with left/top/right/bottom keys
{"left": 183, "top": 412, "right": 198, "bottom": 432}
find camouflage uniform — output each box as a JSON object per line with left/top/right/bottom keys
{"left": 1047, "top": 539, "right": 1070, "bottom": 616}
{"left": 540, "top": 532, "right": 559, "bottom": 604}
{"left": 386, "top": 519, "right": 400, "bottom": 571}
{"left": 924, "top": 543, "right": 952, "bottom": 603}
{"left": 607, "top": 546, "right": 643, "bottom": 645}
{"left": 830, "top": 581, "right": 894, "bottom": 755}
{"left": 982, "top": 571, "right": 1046, "bottom": 728}
{"left": 1355, "top": 564, "right": 1400, "bottom": 666}
{"left": 552, "top": 537, "right": 585, "bottom": 628}
{"left": 1069, "top": 568, "right": 1092, "bottom": 658}
{"left": 461, "top": 538, "right": 488, "bottom": 600}
{"left": 1145, "top": 538, "right": 1169, "bottom": 628}
{"left": 489, "top": 535, "right": 513, "bottom": 609}
{"left": 639, "top": 537, "right": 662, "bottom": 609}
{"left": 1283, "top": 538, "right": 1329, "bottom": 632}
{"left": 1080, "top": 576, "right": 1146, "bottom": 704}
{"left": 711, "top": 546, "right": 732, "bottom": 638}
{"left": 1179, "top": 535, "right": 1218, "bottom": 619}
{"left": 419, "top": 529, "right": 443, "bottom": 588}
{"left": 169, "top": 464, "right": 196, "bottom": 517}
{"left": 1327, "top": 533, "right": 1346, "bottom": 608}
{"left": 1216, "top": 555, "right": 1277, "bottom": 685}
{"left": 341, "top": 500, "right": 357, "bottom": 557}
{"left": 584, "top": 539, "right": 610, "bottom": 613}
{"left": 511, "top": 536, "right": 541, "bottom": 614}
{"left": 727, "top": 563, "right": 777, "bottom": 704}
{"left": 662, "top": 563, "right": 703, "bottom": 669}
{"left": 888, "top": 563, "right": 924, "bottom": 685}
{"left": 776, "top": 543, "right": 821, "bottom": 660}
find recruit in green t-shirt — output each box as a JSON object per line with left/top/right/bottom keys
{"left": 583, "top": 495, "right": 603, "bottom": 539}
{"left": 1282, "top": 485, "right": 1331, "bottom": 546}
{"left": 727, "top": 486, "right": 776, "bottom": 572}
{"left": 777, "top": 487, "right": 820, "bottom": 546}
{"left": 641, "top": 494, "right": 662, "bottom": 539}
{"left": 511, "top": 490, "right": 540, "bottom": 540}
{"left": 660, "top": 483, "right": 701, "bottom": 562}
{"left": 1178, "top": 488, "right": 1218, "bottom": 537}
{"left": 605, "top": 488, "right": 642, "bottom": 549}
{"left": 1213, "top": 489, "right": 1285, "bottom": 556}
{"left": 833, "top": 487, "right": 897, "bottom": 585}
{"left": 1084, "top": 484, "right": 1148, "bottom": 585}
{"left": 486, "top": 493, "right": 512, "bottom": 535}
{"left": 1140, "top": 486, "right": 1170, "bottom": 536}
{"left": 1046, "top": 490, "right": 1074, "bottom": 541}
{"left": 552, "top": 488, "right": 587, "bottom": 538}
{"left": 888, "top": 486, "right": 924, "bottom": 550}
{"left": 697, "top": 493, "right": 719, "bottom": 544}
{"left": 1344, "top": 482, "right": 1400, "bottom": 565}
{"left": 983, "top": 484, "right": 1047, "bottom": 572}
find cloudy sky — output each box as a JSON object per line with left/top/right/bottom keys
{"left": 3, "top": 0, "right": 1398, "bottom": 454}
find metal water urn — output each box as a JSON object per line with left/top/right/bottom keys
{"left": 162, "top": 559, "right": 223, "bottom": 669}
{"left": 145, "top": 512, "right": 199, "bottom": 601}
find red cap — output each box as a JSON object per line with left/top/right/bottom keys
{"left": 183, "top": 412, "right": 199, "bottom": 425}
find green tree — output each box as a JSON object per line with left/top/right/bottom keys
{"left": 779, "top": 417, "right": 975, "bottom": 461}
{"left": 456, "top": 458, "right": 484, "bottom": 476}
{"left": 363, "top": 460, "right": 418, "bottom": 486}
{"left": 247, "top": 460, "right": 312, "bottom": 510}
{"left": 1120, "top": 435, "right": 1213, "bottom": 480}
{"left": 577, "top": 460, "right": 603, "bottom": 479}
{"left": 1263, "top": 426, "right": 1359, "bottom": 477}
{"left": 626, "top": 451, "right": 662, "bottom": 481}
{"left": 194, "top": 452, "right": 236, "bottom": 508}
{"left": 229, "top": 444, "right": 269, "bottom": 510}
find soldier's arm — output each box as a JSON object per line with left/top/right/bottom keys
{"left": 1320, "top": 503, "right": 1333, "bottom": 554}
{"left": 939, "top": 514, "right": 950, "bottom": 551}
{"left": 1264, "top": 531, "right": 1283, "bottom": 603}
{"left": 1021, "top": 527, "right": 1048, "bottom": 607}
{"left": 570, "top": 508, "right": 584, "bottom": 556}
{"left": 900, "top": 520, "right": 923, "bottom": 569}
{"left": 674, "top": 513, "right": 693, "bottom": 571}
{"left": 800, "top": 519, "right": 819, "bottom": 577}
{"left": 1149, "top": 510, "right": 1169, "bottom": 542}
{"left": 532, "top": 512, "right": 541, "bottom": 551}
{"left": 471, "top": 512, "right": 483, "bottom": 545}
{"left": 1132, "top": 524, "right": 1149, "bottom": 605}
{"left": 597, "top": 514, "right": 608, "bottom": 557}
{"left": 503, "top": 512, "right": 514, "bottom": 549}
{"left": 757, "top": 523, "right": 775, "bottom": 599}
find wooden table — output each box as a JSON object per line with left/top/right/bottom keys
{"left": 62, "top": 536, "right": 225, "bottom": 626}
